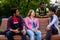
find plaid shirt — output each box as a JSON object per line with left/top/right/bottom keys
{"left": 7, "top": 15, "right": 26, "bottom": 30}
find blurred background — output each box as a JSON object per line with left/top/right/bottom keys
{"left": 0, "top": 0, "right": 60, "bottom": 27}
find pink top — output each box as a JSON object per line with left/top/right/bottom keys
{"left": 25, "top": 17, "right": 39, "bottom": 30}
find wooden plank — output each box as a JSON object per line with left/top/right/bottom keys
{"left": 1, "top": 18, "right": 60, "bottom": 40}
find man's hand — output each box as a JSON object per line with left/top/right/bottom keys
{"left": 46, "top": 25, "right": 50, "bottom": 31}
{"left": 10, "top": 29, "right": 19, "bottom": 33}
{"left": 21, "top": 26, "right": 26, "bottom": 35}
{"left": 15, "top": 29, "right": 19, "bottom": 33}
{"left": 36, "top": 13, "right": 40, "bottom": 18}
{"left": 21, "top": 29, "right": 26, "bottom": 35}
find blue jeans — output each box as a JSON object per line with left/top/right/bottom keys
{"left": 6, "top": 31, "right": 26, "bottom": 40}
{"left": 26, "top": 30, "right": 42, "bottom": 40}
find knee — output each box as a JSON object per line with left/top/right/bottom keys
{"left": 30, "top": 33, "right": 34, "bottom": 37}
{"left": 37, "top": 31, "right": 41, "bottom": 35}
{"left": 6, "top": 31, "right": 12, "bottom": 37}
{"left": 39, "top": 31, "right": 41, "bottom": 35}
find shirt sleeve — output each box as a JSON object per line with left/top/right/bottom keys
{"left": 36, "top": 8, "right": 39, "bottom": 13}
{"left": 25, "top": 17, "right": 32, "bottom": 30}
{"left": 46, "top": 8, "right": 49, "bottom": 13}
{"left": 7, "top": 18, "right": 11, "bottom": 30}
{"left": 48, "top": 16, "right": 57, "bottom": 27}
{"left": 36, "top": 18, "right": 39, "bottom": 29}
{"left": 19, "top": 16, "right": 26, "bottom": 27}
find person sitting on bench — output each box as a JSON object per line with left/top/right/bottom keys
{"left": 6, "top": 8, "right": 26, "bottom": 40}
{"left": 25, "top": 9, "right": 42, "bottom": 40}
{"left": 46, "top": 7, "right": 59, "bottom": 40}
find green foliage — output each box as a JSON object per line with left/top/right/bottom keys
{"left": 57, "top": 10, "right": 60, "bottom": 17}
{"left": 0, "top": 0, "right": 50, "bottom": 18}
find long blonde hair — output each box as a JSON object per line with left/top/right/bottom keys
{"left": 27, "top": 9, "right": 34, "bottom": 17}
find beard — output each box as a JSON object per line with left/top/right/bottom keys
{"left": 41, "top": 7, "right": 44, "bottom": 10}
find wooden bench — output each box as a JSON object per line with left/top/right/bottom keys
{"left": 0, "top": 18, "right": 60, "bottom": 40}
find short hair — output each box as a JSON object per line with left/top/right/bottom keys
{"left": 11, "top": 8, "right": 18, "bottom": 15}
{"left": 40, "top": 2, "right": 45, "bottom": 5}
{"left": 49, "top": 7, "right": 56, "bottom": 13}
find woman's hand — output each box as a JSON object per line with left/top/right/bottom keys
{"left": 32, "top": 28, "right": 37, "bottom": 32}
{"left": 35, "top": 28, "right": 37, "bottom": 32}
{"left": 32, "top": 29, "right": 35, "bottom": 32}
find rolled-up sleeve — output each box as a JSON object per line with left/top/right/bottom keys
{"left": 7, "top": 19, "right": 11, "bottom": 30}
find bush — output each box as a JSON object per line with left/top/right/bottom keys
{"left": 0, "top": 0, "right": 50, "bottom": 18}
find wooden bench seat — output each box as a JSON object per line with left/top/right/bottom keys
{"left": 0, "top": 35, "right": 30, "bottom": 40}
{"left": 0, "top": 18, "right": 60, "bottom": 40}
{"left": 52, "top": 34, "right": 60, "bottom": 40}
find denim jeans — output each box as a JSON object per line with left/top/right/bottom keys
{"left": 6, "top": 31, "right": 26, "bottom": 40}
{"left": 26, "top": 30, "right": 42, "bottom": 40}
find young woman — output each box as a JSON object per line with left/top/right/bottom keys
{"left": 25, "top": 9, "right": 42, "bottom": 40}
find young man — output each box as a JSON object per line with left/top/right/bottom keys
{"left": 46, "top": 7, "right": 59, "bottom": 40}
{"left": 36, "top": 2, "right": 49, "bottom": 18}
{"left": 6, "top": 8, "right": 26, "bottom": 40}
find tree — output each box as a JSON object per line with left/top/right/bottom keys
{"left": 0, "top": 0, "right": 50, "bottom": 17}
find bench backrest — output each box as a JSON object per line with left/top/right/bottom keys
{"left": 1, "top": 18, "right": 50, "bottom": 34}
{"left": 38, "top": 18, "right": 50, "bottom": 34}
{"left": 1, "top": 18, "right": 8, "bottom": 30}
